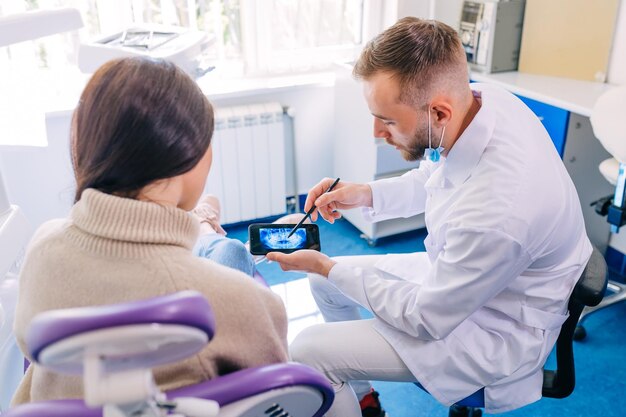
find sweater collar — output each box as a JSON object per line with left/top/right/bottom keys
{"left": 70, "top": 189, "right": 199, "bottom": 253}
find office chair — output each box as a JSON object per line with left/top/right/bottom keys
{"left": 415, "top": 246, "right": 608, "bottom": 417}
{"left": 3, "top": 291, "right": 334, "bottom": 417}
{"left": 577, "top": 86, "right": 626, "bottom": 340}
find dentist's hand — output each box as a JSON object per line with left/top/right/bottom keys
{"left": 266, "top": 250, "right": 337, "bottom": 278}
{"left": 305, "top": 178, "right": 373, "bottom": 223}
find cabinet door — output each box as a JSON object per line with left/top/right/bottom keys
{"left": 517, "top": 95, "right": 570, "bottom": 156}
{"left": 333, "top": 63, "right": 425, "bottom": 241}
{"left": 375, "top": 139, "right": 420, "bottom": 178}
{"left": 562, "top": 113, "right": 613, "bottom": 252}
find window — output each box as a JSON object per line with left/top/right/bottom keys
{"left": 0, "top": 0, "right": 384, "bottom": 76}
{"left": 241, "top": 0, "right": 365, "bottom": 74}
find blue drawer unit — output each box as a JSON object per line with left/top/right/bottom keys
{"left": 516, "top": 95, "right": 570, "bottom": 157}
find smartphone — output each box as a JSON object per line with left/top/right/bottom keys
{"left": 248, "top": 223, "right": 321, "bottom": 255}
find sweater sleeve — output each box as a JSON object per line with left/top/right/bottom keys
{"left": 174, "top": 260, "right": 289, "bottom": 374}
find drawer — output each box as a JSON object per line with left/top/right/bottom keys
{"left": 375, "top": 140, "right": 420, "bottom": 176}
{"left": 516, "top": 95, "right": 570, "bottom": 157}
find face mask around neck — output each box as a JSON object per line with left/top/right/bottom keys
{"left": 423, "top": 108, "right": 446, "bottom": 163}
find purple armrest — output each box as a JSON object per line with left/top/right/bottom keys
{"left": 26, "top": 291, "right": 215, "bottom": 361}
{"left": 4, "top": 363, "right": 334, "bottom": 417}
{"left": 167, "top": 362, "right": 334, "bottom": 417}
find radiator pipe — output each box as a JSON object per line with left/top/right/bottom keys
{"left": 282, "top": 105, "right": 300, "bottom": 213}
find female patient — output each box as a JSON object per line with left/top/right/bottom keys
{"left": 11, "top": 57, "right": 288, "bottom": 404}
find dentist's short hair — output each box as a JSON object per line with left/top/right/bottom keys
{"left": 70, "top": 57, "right": 214, "bottom": 202}
{"left": 353, "top": 17, "right": 468, "bottom": 105}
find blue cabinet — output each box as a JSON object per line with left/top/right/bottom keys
{"left": 516, "top": 95, "right": 570, "bottom": 157}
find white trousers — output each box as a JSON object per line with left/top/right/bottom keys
{"left": 290, "top": 255, "right": 418, "bottom": 417}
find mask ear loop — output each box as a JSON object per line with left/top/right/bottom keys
{"left": 428, "top": 107, "right": 432, "bottom": 150}
{"left": 425, "top": 108, "right": 446, "bottom": 162}
{"left": 437, "top": 124, "right": 446, "bottom": 150}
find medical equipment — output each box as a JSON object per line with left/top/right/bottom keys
{"left": 0, "top": 8, "right": 82, "bottom": 48}
{"left": 459, "top": 0, "right": 526, "bottom": 73}
{"left": 3, "top": 290, "right": 334, "bottom": 417}
{"left": 575, "top": 86, "right": 626, "bottom": 340}
{"left": 78, "top": 25, "right": 215, "bottom": 78}
{"left": 415, "top": 247, "right": 607, "bottom": 417}
{"left": 0, "top": 171, "right": 31, "bottom": 412}
{"left": 333, "top": 62, "right": 425, "bottom": 245}
{"left": 0, "top": 8, "right": 60, "bottom": 408}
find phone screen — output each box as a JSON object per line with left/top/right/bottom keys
{"left": 248, "top": 223, "right": 321, "bottom": 255}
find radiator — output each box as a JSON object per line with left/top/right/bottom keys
{"left": 203, "top": 102, "right": 287, "bottom": 224}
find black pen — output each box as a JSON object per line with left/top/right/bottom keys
{"left": 287, "top": 177, "right": 340, "bottom": 238}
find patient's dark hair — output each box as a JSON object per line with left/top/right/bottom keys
{"left": 71, "top": 57, "right": 214, "bottom": 202}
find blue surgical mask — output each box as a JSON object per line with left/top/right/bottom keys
{"left": 424, "top": 109, "right": 446, "bottom": 162}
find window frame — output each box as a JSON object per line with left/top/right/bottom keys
{"left": 239, "top": 0, "right": 392, "bottom": 75}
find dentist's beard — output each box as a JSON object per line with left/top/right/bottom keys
{"left": 401, "top": 124, "right": 429, "bottom": 162}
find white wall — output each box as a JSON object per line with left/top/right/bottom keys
{"left": 396, "top": 0, "right": 463, "bottom": 26}
{"left": 396, "top": 0, "right": 430, "bottom": 19}
{"left": 0, "top": 84, "right": 335, "bottom": 230}
{"left": 209, "top": 85, "right": 335, "bottom": 197}
{"left": 398, "top": 0, "right": 626, "bottom": 86}
{"left": 0, "top": 115, "right": 75, "bottom": 230}
{"left": 608, "top": 0, "right": 626, "bottom": 85}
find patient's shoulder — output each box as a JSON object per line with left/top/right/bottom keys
{"left": 27, "top": 218, "right": 71, "bottom": 249}
{"left": 183, "top": 256, "right": 266, "bottom": 290}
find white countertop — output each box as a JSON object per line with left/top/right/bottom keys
{"left": 45, "top": 69, "right": 335, "bottom": 117}
{"left": 196, "top": 70, "right": 334, "bottom": 100}
{"left": 471, "top": 71, "right": 616, "bottom": 117}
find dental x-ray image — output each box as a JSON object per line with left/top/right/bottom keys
{"left": 248, "top": 223, "right": 321, "bottom": 255}
{"left": 260, "top": 227, "right": 307, "bottom": 250}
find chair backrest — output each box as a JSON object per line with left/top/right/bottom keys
{"left": 4, "top": 290, "right": 334, "bottom": 417}
{"left": 542, "top": 246, "right": 608, "bottom": 398}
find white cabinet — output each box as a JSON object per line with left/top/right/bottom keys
{"left": 332, "top": 63, "right": 425, "bottom": 244}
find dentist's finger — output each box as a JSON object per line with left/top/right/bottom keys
{"left": 304, "top": 178, "right": 335, "bottom": 221}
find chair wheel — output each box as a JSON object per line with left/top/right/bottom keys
{"left": 574, "top": 325, "right": 587, "bottom": 341}
{"left": 359, "top": 234, "right": 378, "bottom": 247}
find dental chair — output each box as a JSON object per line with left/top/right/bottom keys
{"left": 576, "top": 85, "right": 626, "bottom": 340}
{"left": 2, "top": 290, "right": 334, "bottom": 417}
{"left": 0, "top": 171, "right": 31, "bottom": 413}
{"left": 416, "top": 246, "right": 608, "bottom": 417}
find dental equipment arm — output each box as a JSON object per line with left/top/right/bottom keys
{"left": 590, "top": 86, "right": 626, "bottom": 232}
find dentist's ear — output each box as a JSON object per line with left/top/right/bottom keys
{"left": 430, "top": 102, "right": 453, "bottom": 127}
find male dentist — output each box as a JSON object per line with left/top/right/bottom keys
{"left": 267, "top": 17, "right": 591, "bottom": 417}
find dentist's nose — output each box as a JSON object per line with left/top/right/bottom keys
{"left": 373, "top": 118, "right": 390, "bottom": 139}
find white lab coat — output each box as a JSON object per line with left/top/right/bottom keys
{"left": 327, "top": 83, "right": 592, "bottom": 413}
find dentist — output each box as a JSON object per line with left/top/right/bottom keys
{"left": 267, "top": 17, "right": 592, "bottom": 417}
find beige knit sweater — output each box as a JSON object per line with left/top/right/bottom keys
{"left": 11, "top": 189, "right": 288, "bottom": 405}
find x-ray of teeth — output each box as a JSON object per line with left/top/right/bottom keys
{"left": 260, "top": 228, "right": 307, "bottom": 250}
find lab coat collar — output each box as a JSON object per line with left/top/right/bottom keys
{"left": 440, "top": 89, "right": 496, "bottom": 188}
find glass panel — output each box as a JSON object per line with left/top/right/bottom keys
{"left": 1, "top": 0, "right": 364, "bottom": 75}
{"left": 269, "top": 0, "right": 363, "bottom": 51}
{"left": 196, "top": 0, "right": 241, "bottom": 59}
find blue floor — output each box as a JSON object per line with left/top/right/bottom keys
{"left": 225, "top": 217, "right": 625, "bottom": 417}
